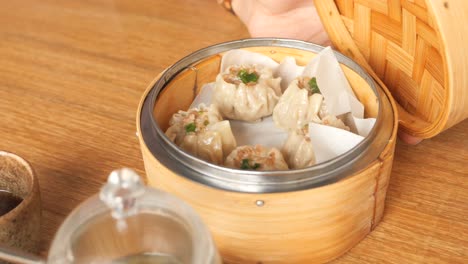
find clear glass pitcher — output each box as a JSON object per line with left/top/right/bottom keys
{"left": 0, "top": 168, "right": 221, "bottom": 264}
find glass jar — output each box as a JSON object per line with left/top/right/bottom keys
{"left": 0, "top": 168, "right": 220, "bottom": 264}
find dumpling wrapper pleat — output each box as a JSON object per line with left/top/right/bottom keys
{"left": 208, "top": 120, "right": 237, "bottom": 157}
{"left": 213, "top": 67, "right": 281, "bottom": 121}
{"left": 282, "top": 131, "right": 316, "bottom": 169}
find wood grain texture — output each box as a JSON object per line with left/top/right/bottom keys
{"left": 0, "top": 0, "right": 466, "bottom": 263}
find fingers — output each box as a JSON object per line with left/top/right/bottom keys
{"left": 231, "top": 0, "right": 254, "bottom": 25}
{"left": 232, "top": 0, "right": 330, "bottom": 45}
{"left": 255, "top": 0, "right": 314, "bottom": 15}
{"left": 397, "top": 130, "right": 423, "bottom": 145}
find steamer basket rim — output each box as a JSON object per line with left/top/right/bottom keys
{"left": 139, "top": 38, "right": 392, "bottom": 193}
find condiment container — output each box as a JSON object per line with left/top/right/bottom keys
{"left": 0, "top": 151, "right": 41, "bottom": 255}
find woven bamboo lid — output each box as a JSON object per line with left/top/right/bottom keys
{"left": 316, "top": 1, "right": 468, "bottom": 138}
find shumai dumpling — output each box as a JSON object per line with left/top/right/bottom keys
{"left": 273, "top": 76, "right": 349, "bottom": 131}
{"left": 225, "top": 145, "right": 289, "bottom": 171}
{"left": 165, "top": 104, "right": 237, "bottom": 165}
{"left": 282, "top": 129, "right": 316, "bottom": 169}
{"left": 213, "top": 64, "right": 282, "bottom": 122}
{"left": 273, "top": 76, "right": 322, "bottom": 130}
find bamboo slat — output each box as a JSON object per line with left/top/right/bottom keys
{"left": 316, "top": 0, "right": 468, "bottom": 138}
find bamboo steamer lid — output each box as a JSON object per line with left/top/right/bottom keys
{"left": 316, "top": 0, "right": 468, "bottom": 138}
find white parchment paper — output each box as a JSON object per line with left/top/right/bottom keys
{"left": 189, "top": 48, "right": 377, "bottom": 165}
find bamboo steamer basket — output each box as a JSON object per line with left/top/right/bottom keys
{"left": 315, "top": 0, "right": 468, "bottom": 138}
{"left": 137, "top": 39, "right": 397, "bottom": 263}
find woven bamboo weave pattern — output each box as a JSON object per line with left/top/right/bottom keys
{"left": 335, "top": 0, "right": 445, "bottom": 124}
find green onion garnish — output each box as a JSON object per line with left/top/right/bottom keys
{"left": 308, "top": 77, "right": 321, "bottom": 94}
{"left": 240, "top": 158, "right": 261, "bottom": 170}
{"left": 238, "top": 69, "right": 259, "bottom": 84}
{"left": 184, "top": 123, "right": 196, "bottom": 133}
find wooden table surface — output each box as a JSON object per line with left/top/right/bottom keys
{"left": 0, "top": 0, "right": 467, "bottom": 263}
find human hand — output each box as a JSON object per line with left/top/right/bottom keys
{"left": 228, "top": 0, "right": 423, "bottom": 145}
{"left": 231, "top": 0, "right": 330, "bottom": 45}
